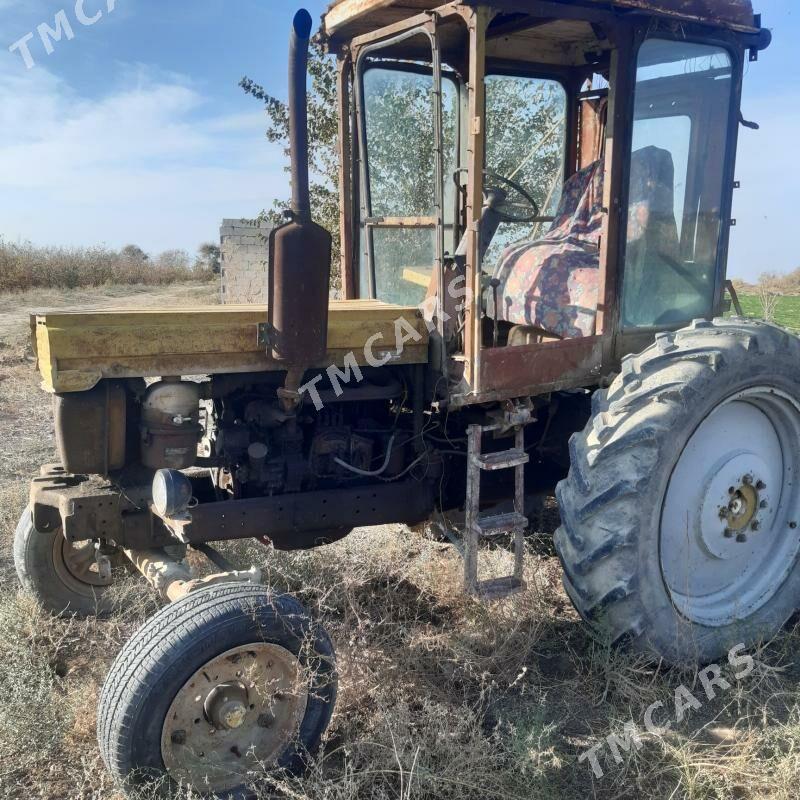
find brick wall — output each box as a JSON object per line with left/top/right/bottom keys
{"left": 219, "top": 219, "right": 274, "bottom": 304}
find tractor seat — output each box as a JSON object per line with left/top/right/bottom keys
{"left": 491, "top": 146, "right": 678, "bottom": 340}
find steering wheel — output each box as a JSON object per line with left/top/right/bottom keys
{"left": 453, "top": 168, "right": 539, "bottom": 223}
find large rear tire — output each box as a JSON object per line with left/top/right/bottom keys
{"left": 555, "top": 318, "right": 800, "bottom": 665}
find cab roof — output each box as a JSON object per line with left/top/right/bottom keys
{"left": 322, "top": 0, "right": 758, "bottom": 43}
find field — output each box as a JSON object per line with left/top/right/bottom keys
{"left": 3, "top": 287, "right": 800, "bottom": 800}
{"left": 734, "top": 293, "right": 800, "bottom": 331}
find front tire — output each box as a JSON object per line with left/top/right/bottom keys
{"left": 13, "top": 508, "right": 114, "bottom": 617}
{"left": 555, "top": 318, "right": 800, "bottom": 665}
{"left": 97, "top": 583, "right": 336, "bottom": 799}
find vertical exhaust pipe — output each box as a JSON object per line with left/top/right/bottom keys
{"left": 268, "top": 8, "right": 332, "bottom": 406}
{"left": 289, "top": 8, "right": 312, "bottom": 220}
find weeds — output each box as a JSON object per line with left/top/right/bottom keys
{"left": 0, "top": 239, "right": 214, "bottom": 293}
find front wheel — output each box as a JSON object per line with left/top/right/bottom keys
{"left": 97, "top": 583, "right": 336, "bottom": 798}
{"left": 556, "top": 318, "right": 800, "bottom": 665}
{"left": 13, "top": 509, "right": 114, "bottom": 617}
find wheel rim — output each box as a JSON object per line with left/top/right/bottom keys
{"left": 161, "top": 643, "right": 308, "bottom": 793}
{"left": 51, "top": 536, "right": 111, "bottom": 595}
{"left": 660, "top": 387, "right": 800, "bottom": 627}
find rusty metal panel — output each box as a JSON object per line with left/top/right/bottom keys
{"left": 170, "top": 479, "right": 434, "bottom": 549}
{"left": 324, "top": 0, "right": 758, "bottom": 41}
{"left": 591, "top": 0, "right": 755, "bottom": 30}
{"left": 477, "top": 336, "right": 604, "bottom": 400}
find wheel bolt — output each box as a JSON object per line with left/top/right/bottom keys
{"left": 736, "top": 533, "right": 748, "bottom": 543}
{"left": 760, "top": 500, "right": 768, "bottom": 509}
{"left": 791, "top": 522, "right": 798, "bottom": 530}
{"left": 724, "top": 528, "right": 734, "bottom": 538}
{"left": 171, "top": 730, "right": 186, "bottom": 745}
{"left": 743, "top": 475, "right": 753, "bottom": 485}
{"left": 756, "top": 480, "right": 766, "bottom": 491}
{"left": 719, "top": 507, "right": 728, "bottom": 519}
{"left": 751, "top": 521, "right": 760, "bottom": 532}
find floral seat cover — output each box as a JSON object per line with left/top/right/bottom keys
{"left": 492, "top": 146, "right": 677, "bottom": 339}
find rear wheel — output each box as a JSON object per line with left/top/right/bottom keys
{"left": 556, "top": 319, "right": 800, "bottom": 664}
{"left": 98, "top": 583, "right": 336, "bottom": 798}
{"left": 13, "top": 509, "right": 114, "bottom": 617}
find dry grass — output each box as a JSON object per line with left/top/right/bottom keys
{"left": 0, "top": 240, "right": 214, "bottom": 293}
{"left": 2, "top": 284, "right": 800, "bottom": 799}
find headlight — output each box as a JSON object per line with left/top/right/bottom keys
{"left": 152, "top": 469, "right": 193, "bottom": 518}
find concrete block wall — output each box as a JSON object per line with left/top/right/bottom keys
{"left": 219, "top": 219, "right": 274, "bottom": 304}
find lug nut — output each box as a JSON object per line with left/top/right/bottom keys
{"left": 736, "top": 533, "right": 748, "bottom": 543}
{"left": 743, "top": 475, "right": 753, "bottom": 485}
{"left": 724, "top": 528, "right": 734, "bottom": 538}
{"left": 756, "top": 480, "right": 766, "bottom": 491}
{"left": 719, "top": 507, "right": 728, "bottom": 519}
{"left": 751, "top": 521, "right": 760, "bottom": 531}
{"left": 791, "top": 522, "right": 798, "bottom": 530}
{"left": 171, "top": 730, "right": 186, "bottom": 745}
{"left": 760, "top": 500, "right": 768, "bottom": 509}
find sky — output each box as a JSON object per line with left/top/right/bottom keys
{"left": 0, "top": 0, "right": 795, "bottom": 281}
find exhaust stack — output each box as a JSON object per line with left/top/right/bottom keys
{"left": 289, "top": 8, "right": 312, "bottom": 220}
{"left": 268, "top": 8, "right": 332, "bottom": 402}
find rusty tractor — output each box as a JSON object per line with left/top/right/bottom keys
{"left": 15, "top": 0, "right": 786, "bottom": 795}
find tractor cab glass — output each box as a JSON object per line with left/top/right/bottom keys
{"left": 621, "top": 39, "right": 734, "bottom": 328}
{"left": 357, "top": 39, "right": 459, "bottom": 306}
{"left": 482, "top": 75, "right": 568, "bottom": 269}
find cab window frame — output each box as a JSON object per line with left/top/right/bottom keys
{"left": 616, "top": 27, "right": 744, "bottom": 335}
{"left": 353, "top": 26, "right": 457, "bottom": 312}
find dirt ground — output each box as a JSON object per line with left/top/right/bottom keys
{"left": 2, "top": 283, "right": 800, "bottom": 800}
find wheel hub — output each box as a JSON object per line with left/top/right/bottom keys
{"left": 723, "top": 480, "right": 760, "bottom": 531}
{"left": 695, "top": 453, "right": 775, "bottom": 559}
{"left": 161, "top": 643, "right": 308, "bottom": 793}
{"left": 204, "top": 681, "right": 249, "bottom": 730}
{"left": 53, "top": 537, "right": 112, "bottom": 592}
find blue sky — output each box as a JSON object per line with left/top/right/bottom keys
{"left": 0, "top": 0, "right": 795, "bottom": 281}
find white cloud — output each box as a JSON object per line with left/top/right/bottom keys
{"left": 0, "top": 55, "right": 288, "bottom": 255}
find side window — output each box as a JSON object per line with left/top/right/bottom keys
{"left": 484, "top": 75, "right": 567, "bottom": 269}
{"left": 360, "top": 65, "right": 458, "bottom": 305}
{"left": 622, "top": 40, "right": 733, "bottom": 328}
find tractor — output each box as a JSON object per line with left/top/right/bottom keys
{"left": 14, "top": 0, "right": 783, "bottom": 795}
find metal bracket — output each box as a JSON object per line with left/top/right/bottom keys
{"left": 256, "top": 322, "right": 272, "bottom": 347}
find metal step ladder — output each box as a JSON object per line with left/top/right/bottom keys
{"left": 463, "top": 421, "right": 529, "bottom": 600}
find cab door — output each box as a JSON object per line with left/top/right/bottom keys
{"left": 354, "top": 30, "right": 459, "bottom": 308}
{"left": 615, "top": 36, "right": 741, "bottom": 359}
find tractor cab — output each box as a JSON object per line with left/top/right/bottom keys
{"left": 323, "top": 0, "right": 771, "bottom": 404}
